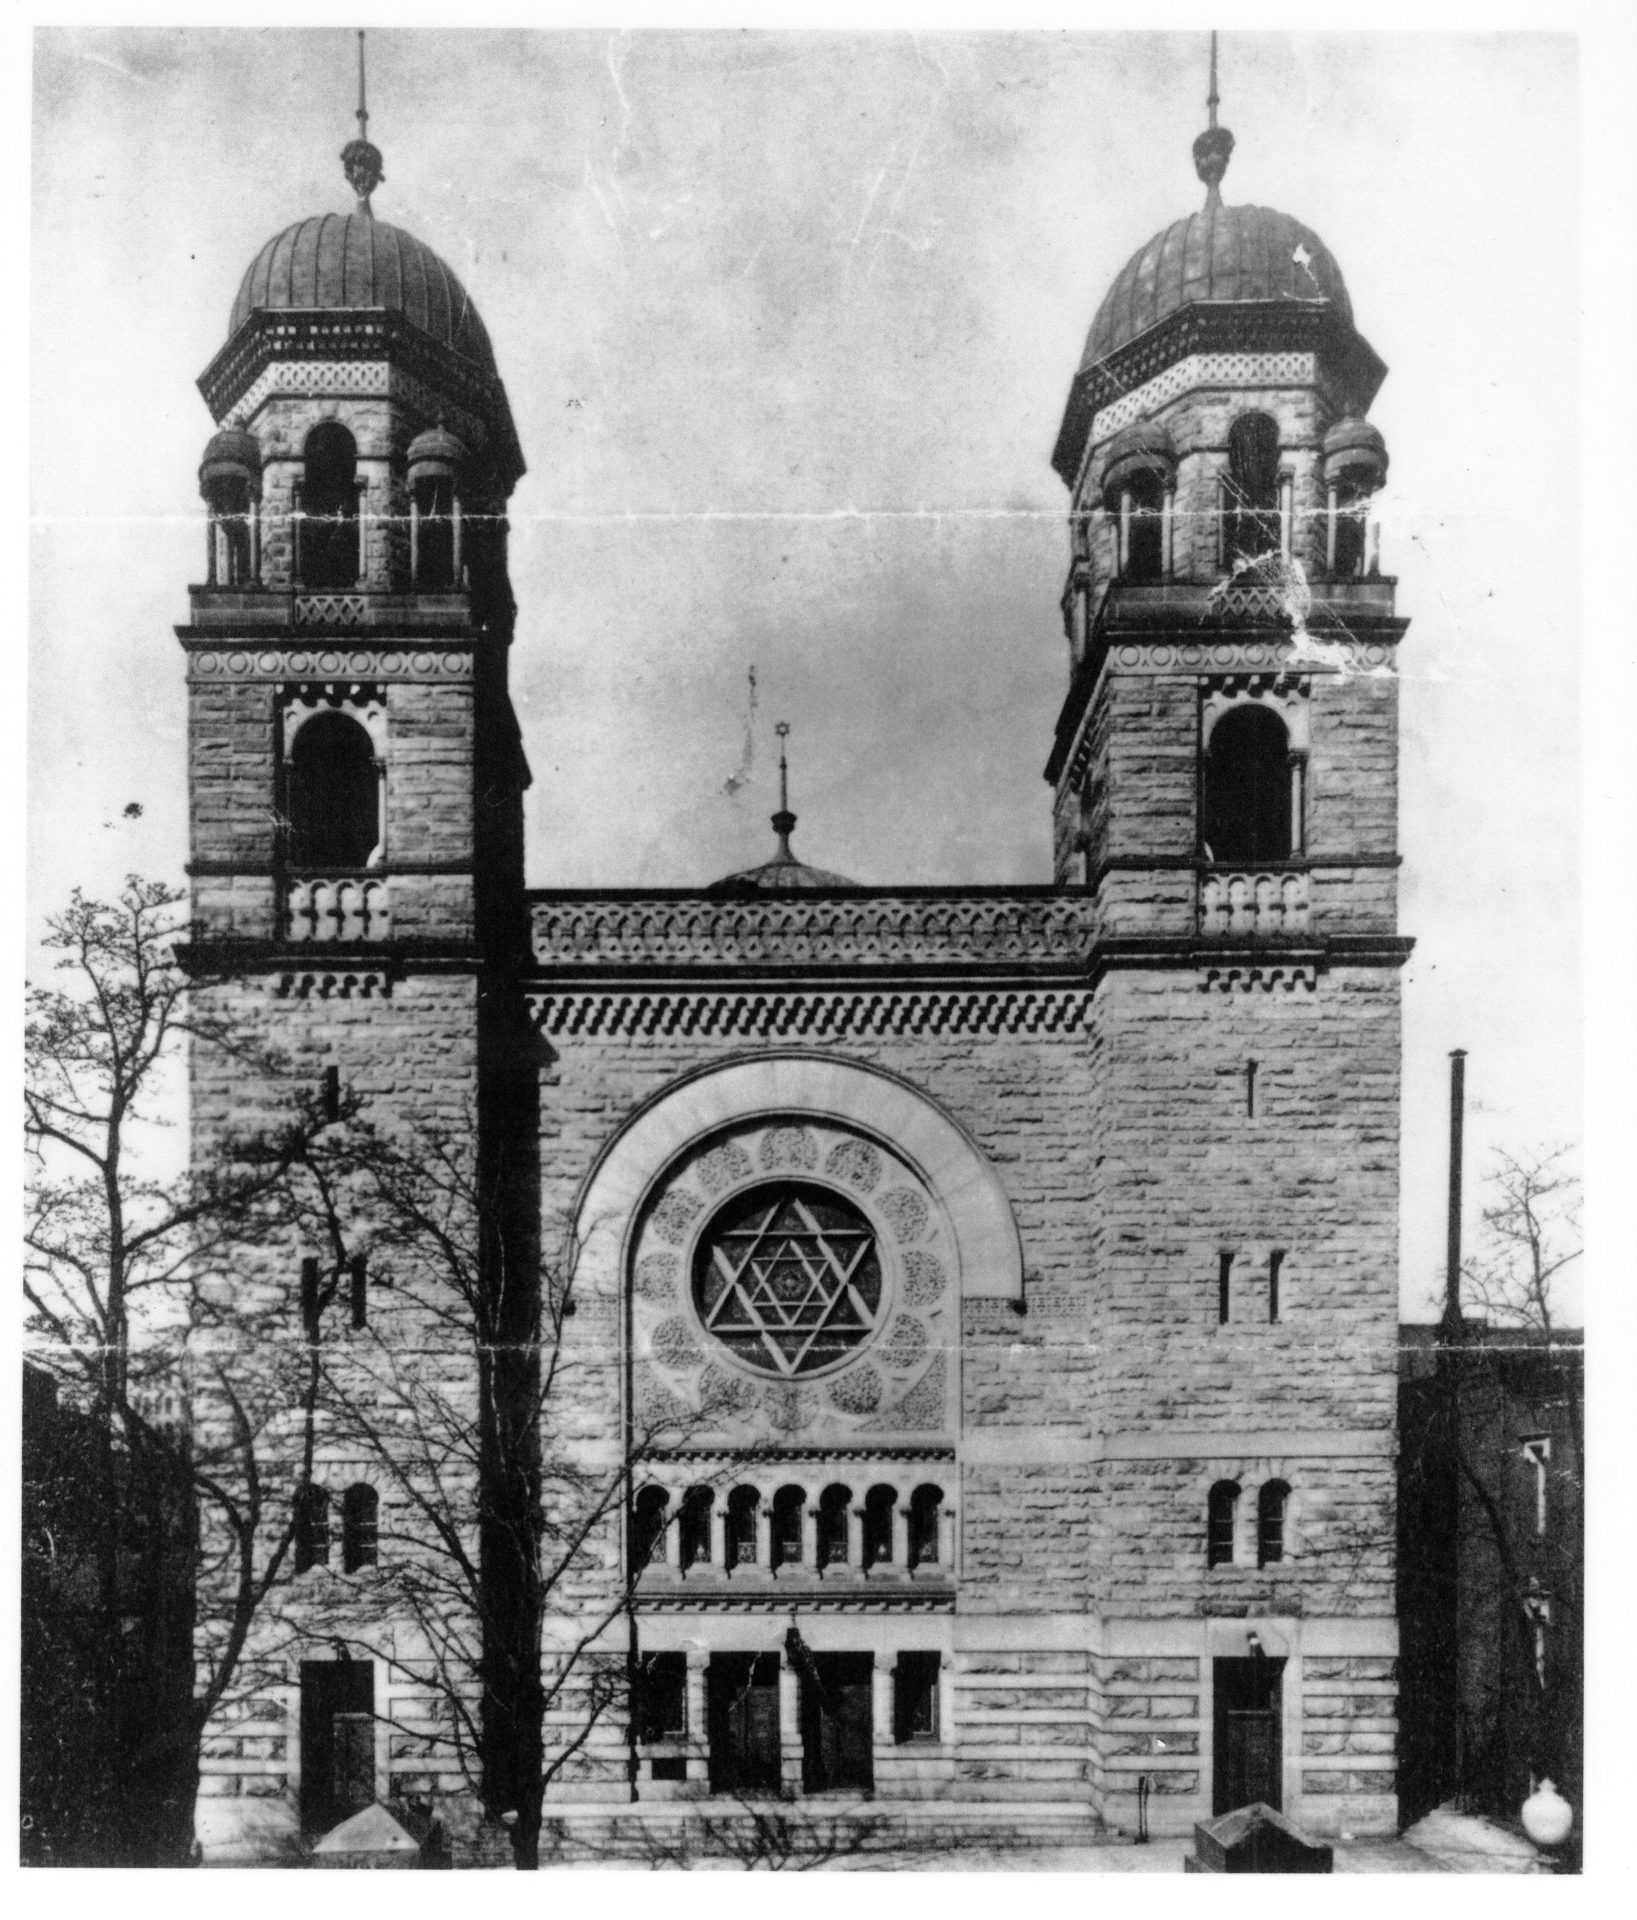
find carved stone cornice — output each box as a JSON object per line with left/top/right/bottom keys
{"left": 530, "top": 890, "right": 1103, "bottom": 976}
{"left": 183, "top": 640, "right": 474, "bottom": 682}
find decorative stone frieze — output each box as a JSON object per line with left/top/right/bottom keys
{"left": 530, "top": 893, "right": 1102, "bottom": 972}
{"left": 528, "top": 989, "right": 1096, "bottom": 1039}
{"left": 187, "top": 646, "right": 473, "bottom": 682}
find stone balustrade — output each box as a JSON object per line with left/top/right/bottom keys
{"left": 286, "top": 875, "right": 392, "bottom": 943}
{"left": 1199, "top": 868, "right": 1311, "bottom": 939}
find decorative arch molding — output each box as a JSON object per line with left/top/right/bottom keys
{"left": 575, "top": 1052, "right": 1023, "bottom": 1305}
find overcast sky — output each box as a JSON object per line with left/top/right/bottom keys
{"left": 30, "top": 26, "right": 1582, "bottom": 1319}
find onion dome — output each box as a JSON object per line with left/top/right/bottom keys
{"left": 1100, "top": 417, "right": 1178, "bottom": 503}
{"left": 407, "top": 422, "right": 468, "bottom": 480}
{"left": 1079, "top": 204, "right": 1351, "bottom": 376}
{"left": 229, "top": 214, "right": 497, "bottom": 374}
{"left": 1322, "top": 415, "right": 1389, "bottom": 489}
{"left": 708, "top": 724, "right": 858, "bottom": 894}
{"left": 198, "top": 426, "right": 261, "bottom": 492}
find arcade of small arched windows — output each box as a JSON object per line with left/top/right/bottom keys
{"left": 1206, "top": 1477, "right": 1293, "bottom": 1572}
{"left": 631, "top": 1475, "right": 954, "bottom": 1584}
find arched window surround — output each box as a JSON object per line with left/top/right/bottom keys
{"left": 280, "top": 694, "right": 388, "bottom": 873}
{"left": 1257, "top": 1480, "right": 1293, "bottom": 1568}
{"left": 1206, "top": 1480, "right": 1240, "bottom": 1569}
{"left": 1199, "top": 680, "right": 1310, "bottom": 866}
{"left": 294, "top": 1484, "right": 331, "bottom": 1574}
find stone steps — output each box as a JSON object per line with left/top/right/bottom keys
{"left": 538, "top": 1798, "right": 1117, "bottom": 1866}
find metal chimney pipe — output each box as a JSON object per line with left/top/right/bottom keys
{"left": 1443, "top": 1049, "right": 1467, "bottom": 1332}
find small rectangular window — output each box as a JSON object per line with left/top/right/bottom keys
{"left": 1218, "top": 1252, "right": 1233, "bottom": 1325}
{"left": 636, "top": 1652, "right": 687, "bottom": 1743}
{"left": 894, "top": 1652, "right": 941, "bottom": 1743}
{"left": 1246, "top": 1060, "right": 1258, "bottom": 1118}
{"left": 1268, "top": 1249, "right": 1284, "bottom": 1324}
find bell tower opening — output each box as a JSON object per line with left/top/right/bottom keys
{"left": 296, "top": 422, "right": 361, "bottom": 590}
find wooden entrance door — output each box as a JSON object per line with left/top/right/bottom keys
{"left": 707, "top": 1652, "right": 782, "bottom": 1795}
{"left": 800, "top": 1652, "right": 874, "bottom": 1793}
{"left": 1213, "top": 1655, "right": 1285, "bottom": 1814}
{"left": 299, "top": 1659, "right": 375, "bottom": 1833}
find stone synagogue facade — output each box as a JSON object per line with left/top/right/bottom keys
{"left": 181, "top": 60, "right": 1410, "bottom": 1862}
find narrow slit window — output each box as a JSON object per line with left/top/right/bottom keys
{"left": 1258, "top": 1481, "right": 1290, "bottom": 1567}
{"left": 1268, "top": 1249, "right": 1285, "bottom": 1324}
{"left": 678, "top": 1487, "right": 712, "bottom": 1571}
{"left": 341, "top": 1484, "right": 378, "bottom": 1572}
{"left": 631, "top": 1486, "right": 669, "bottom": 1569}
{"left": 817, "top": 1484, "right": 852, "bottom": 1571}
{"left": 907, "top": 1485, "right": 943, "bottom": 1569}
{"left": 349, "top": 1254, "right": 367, "bottom": 1330}
{"left": 772, "top": 1486, "right": 805, "bottom": 1570}
{"left": 725, "top": 1486, "right": 759, "bottom": 1572}
{"left": 1218, "top": 1252, "right": 1233, "bottom": 1325}
{"left": 1246, "top": 1060, "right": 1258, "bottom": 1118}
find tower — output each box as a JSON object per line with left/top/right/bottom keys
{"left": 1042, "top": 47, "right": 1411, "bottom": 1836}
{"left": 181, "top": 52, "right": 537, "bottom": 1861}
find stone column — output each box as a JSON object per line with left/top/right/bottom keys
{"left": 452, "top": 493, "right": 464, "bottom": 585}
{"left": 1118, "top": 488, "right": 1132, "bottom": 576}
{"left": 1290, "top": 759, "right": 1306, "bottom": 856}
{"left": 1279, "top": 475, "right": 1294, "bottom": 558}
{"left": 891, "top": 1499, "right": 910, "bottom": 1573}
{"left": 780, "top": 1656, "right": 803, "bottom": 1792}
{"left": 663, "top": 1500, "right": 680, "bottom": 1572}
{"left": 250, "top": 494, "right": 262, "bottom": 584}
{"left": 409, "top": 491, "right": 420, "bottom": 585}
{"left": 939, "top": 1502, "right": 957, "bottom": 1575}
{"left": 872, "top": 1654, "right": 895, "bottom": 1781}
{"left": 802, "top": 1498, "right": 820, "bottom": 1575}
{"left": 685, "top": 1652, "right": 708, "bottom": 1783}
{"left": 708, "top": 1499, "right": 726, "bottom": 1573}
{"left": 1326, "top": 483, "right": 1339, "bottom": 573}
{"left": 1162, "top": 485, "right": 1175, "bottom": 579}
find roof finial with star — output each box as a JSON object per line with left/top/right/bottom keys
{"left": 341, "top": 29, "right": 385, "bottom": 216}
{"left": 1192, "top": 30, "right": 1235, "bottom": 210}
{"left": 771, "top": 721, "right": 797, "bottom": 861}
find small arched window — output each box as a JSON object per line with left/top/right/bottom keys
{"left": 907, "top": 1485, "right": 943, "bottom": 1569}
{"left": 1258, "top": 1481, "right": 1291, "bottom": 1567}
{"left": 1207, "top": 1480, "right": 1240, "bottom": 1568}
{"left": 341, "top": 1484, "right": 379, "bottom": 1572}
{"left": 1223, "top": 413, "right": 1281, "bottom": 567}
{"left": 1202, "top": 705, "right": 1293, "bottom": 864}
{"left": 1331, "top": 480, "right": 1368, "bottom": 579}
{"left": 725, "top": 1485, "right": 760, "bottom": 1573}
{"left": 678, "top": 1486, "right": 713, "bottom": 1571}
{"left": 632, "top": 1486, "right": 669, "bottom": 1569}
{"left": 817, "top": 1484, "right": 852, "bottom": 1571}
{"left": 1124, "top": 470, "right": 1166, "bottom": 583}
{"left": 294, "top": 1484, "right": 330, "bottom": 1573}
{"left": 287, "top": 712, "right": 379, "bottom": 870}
{"left": 771, "top": 1485, "right": 805, "bottom": 1571}
{"left": 298, "top": 423, "right": 361, "bottom": 590}
{"left": 862, "top": 1485, "right": 897, "bottom": 1571}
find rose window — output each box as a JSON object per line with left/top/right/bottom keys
{"left": 692, "top": 1182, "right": 883, "bottom": 1377}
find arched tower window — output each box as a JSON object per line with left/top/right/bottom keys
{"left": 1202, "top": 705, "right": 1293, "bottom": 863}
{"left": 341, "top": 1484, "right": 379, "bottom": 1572}
{"left": 286, "top": 712, "right": 380, "bottom": 870}
{"left": 294, "top": 1484, "right": 330, "bottom": 1573}
{"left": 632, "top": 1486, "right": 669, "bottom": 1569}
{"left": 297, "top": 423, "right": 361, "bottom": 590}
{"left": 1222, "top": 413, "right": 1281, "bottom": 567}
{"left": 907, "top": 1485, "right": 943, "bottom": 1569}
{"left": 1123, "top": 469, "right": 1166, "bottom": 582}
{"left": 1207, "top": 1480, "right": 1240, "bottom": 1568}
{"left": 1258, "top": 1481, "right": 1291, "bottom": 1567}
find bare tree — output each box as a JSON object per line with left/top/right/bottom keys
{"left": 23, "top": 878, "right": 351, "bottom": 1864}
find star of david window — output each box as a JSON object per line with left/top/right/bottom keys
{"left": 692, "top": 1182, "right": 884, "bottom": 1377}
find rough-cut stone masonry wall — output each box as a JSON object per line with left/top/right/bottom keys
{"left": 1087, "top": 1653, "right": 1202, "bottom": 1807}
{"left": 1307, "top": 669, "right": 1398, "bottom": 863}
{"left": 189, "top": 972, "right": 489, "bottom": 1833}
{"left": 953, "top": 1649, "right": 1093, "bottom": 1797}
{"left": 1089, "top": 967, "right": 1400, "bottom": 1434}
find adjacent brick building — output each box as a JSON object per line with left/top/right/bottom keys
{"left": 183, "top": 71, "right": 1411, "bottom": 1861}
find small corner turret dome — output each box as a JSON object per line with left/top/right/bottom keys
{"left": 407, "top": 423, "right": 469, "bottom": 474}
{"left": 1081, "top": 204, "right": 1352, "bottom": 375}
{"left": 199, "top": 427, "right": 261, "bottom": 489}
{"left": 229, "top": 213, "right": 496, "bottom": 373}
{"left": 1100, "top": 417, "right": 1178, "bottom": 501}
{"left": 1322, "top": 415, "right": 1388, "bottom": 487}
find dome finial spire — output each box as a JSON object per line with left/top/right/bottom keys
{"left": 340, "top": 29, "right": 385, "bottom": 216}
{"left": 1192, "top": 29, "right": 1235, "bottom": 209}
{"left": 771, "top": 721, "right": 797, "bottom": 859}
